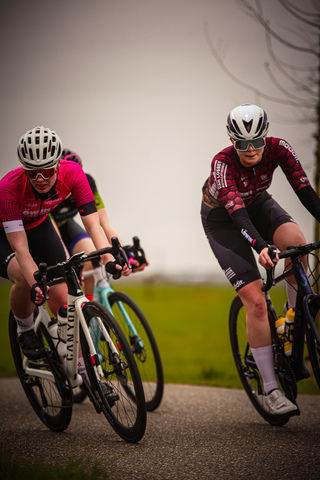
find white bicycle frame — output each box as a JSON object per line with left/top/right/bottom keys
{"left": 22, "top": 291, "right": 118, "bottom": 388}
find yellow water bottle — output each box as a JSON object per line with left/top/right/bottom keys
{"left": 284, "top": 307, "right": 295, "bottom": 356}
{"left": 275, "top": 309, "right": 294, "bottom": 356}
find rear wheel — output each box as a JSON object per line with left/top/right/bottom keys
{"left": 229, "top": 296, "right": 291, "bottom": 426}
{"left": 9, "top": 310, "right": 73, "bottom": 432}
{"left": 108, "top": 291, "right": 164, "bottom": 411}
{"left": 80, "top": 301, "right": 146, "bottom": 443}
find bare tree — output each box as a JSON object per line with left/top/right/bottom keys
{"left": 205, "top": 0, "right": 320, "bottom": 244}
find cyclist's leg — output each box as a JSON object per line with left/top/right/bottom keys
{"left": 202, "top": 200, "right": 297, "bottom": 413}
{"left": 273, "top": 221, "right": 307, "bottom": 309}
{"left": 60, "top": 219, "right": 98, "bottom": 298}
{"left": 251, "top": 194, "right": 306, "bottom": 310}
{"left": 237, "top": 280, "right": 271, "bottom": 347}
{"left": 237, "top": 281, "right": 278, "bottom": 395}
{"left": 72, "top": 237, "right": 97, "bottom": 297}
{"left": 5, "top": 218, "right": 67, "bottom": 355}
{"left": 7, "top": 257, "right": 34, "bottom": 319}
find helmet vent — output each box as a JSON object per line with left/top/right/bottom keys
{"left": 28, "top": 148, "right": 34, "bottom": 161}
{"left": 243, "top": 120, "right": 253, "bottom": 133}
{"left": 231, "top": 120, "right": 242, "bottom": 136}
{"left": 256, "top": 117, "right": 263, "bottom": 135}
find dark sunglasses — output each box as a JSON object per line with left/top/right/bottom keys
{"left": 24, "top": 167, "right": 57, "bottom": 180}
{"left": 234, "top": 137, "right": 266, "bottom": 151}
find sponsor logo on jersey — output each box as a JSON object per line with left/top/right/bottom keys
{"left": 279, "top": 140, "right": 299, "bottom": 161}
{"left": 241, "top": 228, "right": 256, "bottom": 246}
{"left": 214, "top": 161, "right": 228, "bottom": 189}
{"left": 225, "top": 201, "right": 235, "bottom": 209}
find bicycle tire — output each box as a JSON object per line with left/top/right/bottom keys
{"left": 229, "top": 296, "right": 291, "bottom": 426}
{"left": 80, "top": 301, "right": 147, "bottom": 443}
{"left": 306, "top": 297, "right": 320, "bottom": 389}
{"left": 9, "top": 310, "right": 73, "bottom": 432}
{"left": 108, "top": 291, "right": 164, "bottom": 411}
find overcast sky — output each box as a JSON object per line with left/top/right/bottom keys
{"left": 0, "top": 0, "right": 317, "bottom": 282}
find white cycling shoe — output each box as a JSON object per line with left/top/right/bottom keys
{"left": 265, "top": 389, "right": 298, "bottom": 415}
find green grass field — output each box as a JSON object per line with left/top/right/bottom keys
{"left": 0, "top": 279, "right": 318, "bottom": 394}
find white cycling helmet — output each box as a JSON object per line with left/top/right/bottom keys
{"left": 226, "top": 104, "right": 269, "bottom": 140}
{"left": 17, "top": 126, "right": 63, "bottom": 169}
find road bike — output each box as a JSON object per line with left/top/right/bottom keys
{"left": 229, "top": 240, "right": 320, "bottom": 426}
{"left": 74, "top": 237, "right": 164, "bottom": 412}
{"left": 8, "top": 238, "right": 147, "bottom": 443}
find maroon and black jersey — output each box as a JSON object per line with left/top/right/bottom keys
{"left": 202, "top": 137, "right": 320, "bottom": 254}
{"left": 202, "top": 137, "right": 310, "bottom": 213}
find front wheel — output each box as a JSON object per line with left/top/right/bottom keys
{"left": 229, "top": 296, "right": 291, "bottom": 426}
{"left": 306, "top": 297, "right": 320, "bottom": 389}
{"left": 9, "top": 310, "right": 73, "bottom": 432}
{"left": 108, "top": 291, "right": 164, "bottom": 411}
{"left": 80, "top": 301, "right": 147, "bottom": 443}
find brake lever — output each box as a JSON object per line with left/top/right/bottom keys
{"left": 261, "top": 245, "right": 277, "bottom": 292}
{"left": 132, "top": 236, "right": 148, "bottom": 267}
{"left": 110, "top": 236, "right": 132, "bottom": 279}
{"left": 34, "top": 262, "right": 49, "bottom": 300}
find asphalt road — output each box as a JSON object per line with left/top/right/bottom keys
{"left": 0, "top": 378, "right": 319, "bottom": 480}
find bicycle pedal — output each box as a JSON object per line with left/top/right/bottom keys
{"left": 22, "top": 374, "right": 38, "bottom": 387}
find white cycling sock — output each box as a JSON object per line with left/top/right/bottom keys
{"left": 15, "top": 313, "right": 34, "bottom": 335}
{"left": 251, "top": 345, "right": 279, "bottom": 395}
{"left": 94, "top": 266, "right": 104, "bottom": 283}
{"left": 286, "top": 282, "right": 297, "bottom": 310}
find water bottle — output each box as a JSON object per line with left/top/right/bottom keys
{"left": 48, "top": 317, "right": 59, "bottom": 342}
{"left": 57, "top": 305, "right": 68, "bottom": 343}
{"left": 275, "top": 314, "right": 293, "bottom": 356}
{"left": 284, "top": 307, "right": 295, "bottom": 356}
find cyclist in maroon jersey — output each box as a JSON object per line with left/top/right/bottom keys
{"left": 201, "top": 104, "right": 320, "bottom": 415}
{"left": 0, "top": 126, "right": 129, "bottom": 362}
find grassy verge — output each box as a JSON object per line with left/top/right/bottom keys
{"left": 0, "top": 451, "right": 112, "bottom": 480}
{"left": 1, "top": 279, "right": 318, "bottom": 394}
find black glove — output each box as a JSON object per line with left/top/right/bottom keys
{"left": 123, "top": 245, "right": 147, "bottom": 271}
{"left": 30, "top": 283, "right": 46, "bottom": 306}
{"left": 105, "top": 261, "right": 121, "bottom": 280}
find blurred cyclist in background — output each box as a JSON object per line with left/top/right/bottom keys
{"left": 50, "top": 149, "right": 147, "bottom": 300}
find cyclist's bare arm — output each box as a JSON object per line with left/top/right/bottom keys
{"left": 81, "top": 212, "right": 124, "bottom": 272}
{"left": 97, "top": 208, "right": 133, "bottom": 275}
{"left": 98, "top": 207, "right": 124, "bottom": 245}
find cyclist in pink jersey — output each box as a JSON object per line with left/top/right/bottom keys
{"left": 0, "top": 126, "right": 129, "bottom": 362}
{"left": 201, "top": 104, "right": 320, "bottom": 415}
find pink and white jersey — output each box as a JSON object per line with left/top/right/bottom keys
{"left": 0, "top": 160, "right": 96, "bottom": 233}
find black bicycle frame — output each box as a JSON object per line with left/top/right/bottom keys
{"left": 287, "top": 259, "right": 320, "bottom": 379}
